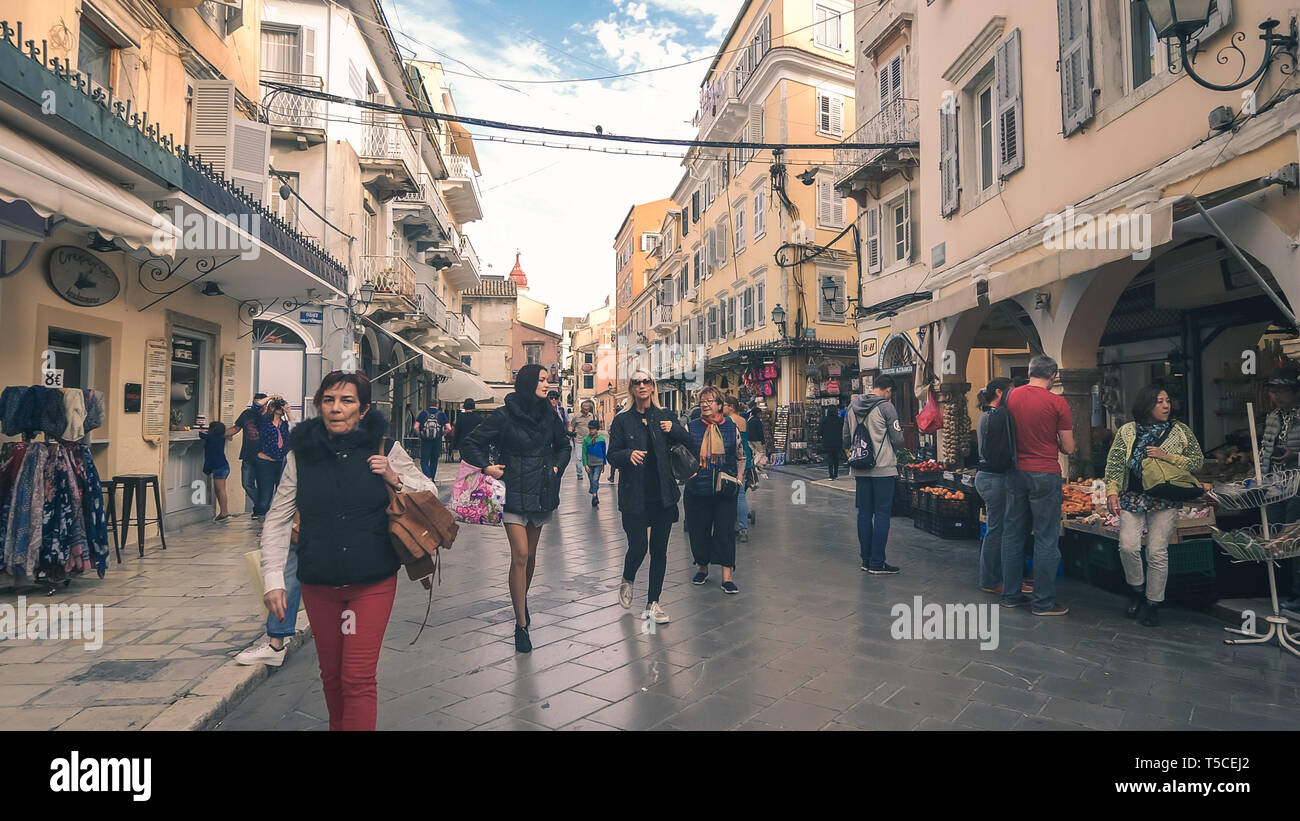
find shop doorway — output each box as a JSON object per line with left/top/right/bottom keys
{"left": 253, "top": 321, "right": 306, "bottom": 422}
{"left": 879, "top": 334, "right": 919, "bottom": 450}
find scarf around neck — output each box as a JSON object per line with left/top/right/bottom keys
{"left": 699, "top": 416, "right": 726, "bottom": 468}
{"left": 1129, "top": 420, "right": 1172, "bottom": 474}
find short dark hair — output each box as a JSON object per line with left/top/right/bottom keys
{"left": 979, "top": 377, "right": 1013, "bottom": 409}
{"left": 253, "top": 393, "right": 267, "bottom": 401}
{"left": 207, "top": 420, "right": 226, "bottom": 437}
{"left": 1131, "top": 384, "right": 1168, "bottom": 423}
{"left": 874, "top": 374, "right": 896, "bottom": 393}
{"left": 313, "top": 370, "right": 372, "bottom": 409}
{"left": 463, "top": 399, "right": 476, "bottom": 410}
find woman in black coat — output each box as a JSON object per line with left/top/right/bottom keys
{"left": 461, "top": 364, "right": 571, "bottom": 653}
{"left": 607, "top": 370, "right": 697, "bottom": 625}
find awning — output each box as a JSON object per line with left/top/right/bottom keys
{"left": 362, "top": 316, "right": 453, "bottom": 377}
{"left": 439, "top": 368, "right": 495, "bottom": 403}
{"left": 0, "top": 121, "right": 179, "bottom": 255}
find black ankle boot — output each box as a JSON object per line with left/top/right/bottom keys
{"left": 1126, "top": 586, "right": 1145, "bottom": 619}
{"left": 514, "top": 624, "right": 532, "bottom": 653}
{"left": 1140, "top": 600, "right": 1160, "bottom": 627}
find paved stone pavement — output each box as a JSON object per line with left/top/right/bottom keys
{"left": 220, "top": 465, "right": 1300, "bottom": 731}
{"left": 0, "top": 516, "right": 305, "bottom": 730}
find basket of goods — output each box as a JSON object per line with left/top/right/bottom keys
{"left": 904, "top": 459, "right": 943, "bottom": 482}
{"left": 1205, "top": 470, "right": 1300, "bottom": 512}
{"left": 1061, "top": 484, "right": 1096, "bottom": 518}
{"left": 1211, "top": 521, "right": 1300, "bottom": 563}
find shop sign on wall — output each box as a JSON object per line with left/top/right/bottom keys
{"left": 220, "top": 353, "right": 236, "bottom": 425}
{"left": 143, "top": 339, "right": 168, "bottom": 443}
{"left": 299, "top": 310, "right": 323, "bottom": 326}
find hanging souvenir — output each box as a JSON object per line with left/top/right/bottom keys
{"left": 828, "top": 364, "right": 842, "bottom": 377}
{"left": 827, "top": 379, "right": 840, "bottom": 393}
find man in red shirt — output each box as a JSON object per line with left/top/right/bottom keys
{"left": 1001, "top": 356, "right": 1075, "bottom": 615}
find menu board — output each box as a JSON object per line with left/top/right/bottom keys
{"left": 143, "top": 338, "right": 168, "bottom": 443}
{"left": 220, "top": 353, "right": 236, "bottom": 425}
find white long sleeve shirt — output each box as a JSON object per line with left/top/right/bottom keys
{"left": 259, "top": 440, "right": 434, "bottom": 592}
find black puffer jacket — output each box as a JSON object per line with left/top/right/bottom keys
{"left": 607, "top": 404, "right": 697, "bottom": 520}
{"left": 461, "top": 392, "right": 571, "bottom": 514}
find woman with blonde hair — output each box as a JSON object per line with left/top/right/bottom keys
{"left": 607, "top": 370, "right": 697, "bottom": 622}
{"left": 685, "top": 385, "right": 742, "bottom": 593}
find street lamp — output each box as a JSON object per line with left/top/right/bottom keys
{"left": 771, "top": 303, "right": 787, "bottom": 337}
{"left": 358, "top": 282, "right": 376, "bottom": 309}
{"left": 1138, "top": 0, "right": 1297, "bottom": 92}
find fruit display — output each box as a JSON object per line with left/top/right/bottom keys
{"left": 1062, "top": 483, "right": 1098, "bottom": 517}
{"left": 921, "top": 486, "right": 966, "bottom": 501}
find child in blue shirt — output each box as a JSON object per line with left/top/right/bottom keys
{"left": 199, "top": 421, "right": 232, "bottom": 521}
{"left": 582, "top": 420, "right": 608, "bottom": 508}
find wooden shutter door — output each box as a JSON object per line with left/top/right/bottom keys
{"left": 866, "top": 205, "right": 882, "bottom": 273}
{"left": 189, "top": 79, "right": 235, "bottom": 175}
{"left": 995, "top": 28, "right": 1025, "bottom": 177}
{"left": 939, "top": 103, "right": 960, "bottom": 216}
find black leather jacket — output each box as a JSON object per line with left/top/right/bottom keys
{"left": 607, "top": 404, "right": 697, "bottom": 519}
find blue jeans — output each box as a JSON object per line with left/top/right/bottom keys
{"left": 736, "top": 484, "right": 749, "bottom": 532}
{"left": 1002, "top": 471, "right": 1062, "bottom": 610}
{"left": 253, "top": 458, "right": 284, "bottom": 518}
{"left": 855, "top": 475, "right": 896, "bottom": 567}
{"left": 975, "top": 471, "right": 1008, "bottom": 589}
{"left": 241, "top": 460, "right": 258, "bottom": 514}
{"left": 267, "top": 547, "right": 302, "bottom": 639}
{"left": 587, "top": 466, "right": 602, "bottom": 494}
{"left": 420, "top": 440, "right": 442, "bottom": 482}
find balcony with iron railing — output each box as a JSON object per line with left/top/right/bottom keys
{"left": 457, "top": 311, "right": 481, "bottom": 350}
{"left": 444, "top": 230, "right": 481, "bottom": 291}
{"left": 395, "top": 172, "right": 452, "bottom": 238}
{"left": 442, "top": 153, "right": 484, "bottom": 223}
{"left": 652, "top": 305, "right": 675, "bottom": 335}
{"left": 416, "top": 283, "right": 448, "bottom": 334}
{"left": 359, "top": 255, "right": 417, "bottom": 305}
{"left": 261, "top": 70, "right": 325, "bottom": 134}
{"left": 833, "top": 98, "right": 920, "bottom": 194}
{"left": 360, "top": 111, "right": 420, "bottom": 195}
{"left": 694, "top": 16, "right": 770, "bottom": 139}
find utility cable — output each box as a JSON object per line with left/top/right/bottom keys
{"left": 260, "top": 81, "right": 916, "bottom": 151}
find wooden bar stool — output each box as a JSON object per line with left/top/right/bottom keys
{"left": 101, "top": 479, "right": 121, "bottom": 564}
{"left": 112, "top": 474, "right": 167, "bottom": 557}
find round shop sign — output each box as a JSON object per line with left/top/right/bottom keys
{"left": 47, "top": 246, "right": 121, "bottom": 307}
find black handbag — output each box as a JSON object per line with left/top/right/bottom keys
{"left": 713, "top": 468, "right": 741, "bottom": 499}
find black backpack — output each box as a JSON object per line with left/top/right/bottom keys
{"left": 846, "top": 407, "right": 877, "bottom": 470}
{"left": 980, "top": 386, "right": 1018, "bottom": 473}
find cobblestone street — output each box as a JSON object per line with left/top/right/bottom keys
{"left": 219, "top": 466, "right": 1300, "bottom": 731}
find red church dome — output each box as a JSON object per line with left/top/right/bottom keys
{"left": 508, "top": 252, "right": 528, "bottom": 288}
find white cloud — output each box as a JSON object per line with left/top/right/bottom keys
{"left": 383, "top": 1, "right": 709, "bottom": 332}
{"left": 638, "top": 0, "right": 739, "bottom": 40}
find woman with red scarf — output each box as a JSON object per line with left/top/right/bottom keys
{"left": 684, "top": 386, "right": 742, "bottom": 594}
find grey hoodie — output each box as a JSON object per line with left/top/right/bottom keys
{"left": 842, "top": 393, "right": 905, "bottom": 478}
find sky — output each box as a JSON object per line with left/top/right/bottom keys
{"left": 384, "top": 0, "right": 744, "bottom": 332}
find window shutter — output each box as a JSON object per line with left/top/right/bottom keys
{"left": 833, "top": 272, "right": 846, "bottom": 319}
{"left": 866, "top": 204, "right": 882, "bottom": 273}
{"left": 995, "top": 28, "right": 1025, "bottom": 177}
{"left": 301, "top": 26, "right": 316, "bottom": 76}
{"left": 1200, "top": 0, "right": 1232, "bottom": 40}
{"left": 708, "top": 305, "right": 717, "bottom": 342}
{"left": 939, "top": 103, "right": 960, "bottom": 216}
{"left": 817, "top": 179, "right": 832, "bottom": 227}
{"left": 692, "top": 191, "right": 700, "bottom": 223}
{"left": 189, "top": 79, "right": 236, "bottom": 175}
{"left": 828, "top": 95, "right": 844, "bottom": 136}
{"left": 902, "top": 186, "right": 913, "bottom": 262}
{"left": 819, "top": 93, "right": 831, "bottom": 132}
{"left": 736, "top": 209, "right": 745, "bottom": 250}
{"left": 728, "top": 297, "right": 737, "bottom": 336}
{"left": 230, "top": 118, "right": 271, "bottom": 202}
{"left": 719, "top": 221, "right": 728, "bottom": 262}
{"left": 880, "top": 53, "right": 903, "bottom": 107}
{"left": 1056, "top": 0, "right": 1094, "bottom": 137}
{"left": 757, "top": 281, "right": 766, "bottom": 326}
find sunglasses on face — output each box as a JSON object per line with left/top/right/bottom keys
{"left": 631, "top": 379, "right": 654, "bottom": 386}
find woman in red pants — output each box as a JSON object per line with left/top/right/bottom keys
{"left": 259, "top": 371, "right": 433, "bottom": 731}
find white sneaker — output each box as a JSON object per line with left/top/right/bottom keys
{"left": 618, "top": 580, "right": 634, "bottom": 609}
{"left": 648, "top": 601, "right": 669, "bottom": 624}
{"left": 235, "top": 639, "right": 289, "bottom": 667}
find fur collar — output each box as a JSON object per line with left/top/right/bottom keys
{"left": 290, "top": 409, "right": 389, "bottom": 464}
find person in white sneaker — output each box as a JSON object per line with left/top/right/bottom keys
{"left": 236, "top": 537, "right": 301, "bottom": 667}
{"left": 609, "top": 371, "right": 697, "bottom": 624}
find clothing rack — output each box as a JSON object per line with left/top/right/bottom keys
{"left": 0, "top": 384, "right": 111, "bottom": 594}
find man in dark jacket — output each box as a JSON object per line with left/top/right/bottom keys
{"left": 843, "top": 376, "right": 906, "bottom": 574}
{"left": 451, "top": 399, "right": 483, "bottom": 461}
{"left": 819, "top": 408, "right": 845, "bottom": 479}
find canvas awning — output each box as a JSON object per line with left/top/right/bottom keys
{"left": 0, "top": 121, "right": 179, "bottom": 255}
{"left": 439, "top": 368, "right": 495, "bottom": 403}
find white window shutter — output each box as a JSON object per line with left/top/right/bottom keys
{"left": 1056, "top": 0, "right": 1094, "bottom": 136}
{"left": 302, "top": 27, "right": 316, "bottom": 76}
{"left": 830, "top": 95, "right": 844, "bottom": 136}
{"left": 939, "top": 104, "right": 960, "bottom": 216}
{"left": 817, "top": 179, "right": 832, "bottom": 227}
{"left": 1201, "top": 0, "right": 1233, "bottom": 40}
{"left": 834, "top": 272, "right": 846, "bottom": 319}
{"left": 866, "top": 204, "right": 882, "bottom": 273}
{"left": 819, "top": 93, "right": 831, "bottom": 132}
{"left": 903, "top": 186, "right": 913, "bottom": 262}
{"left": 230, "top": 118, "right": 271, "bottom": 202}
{"left": 189, "top": 79, "right": 235, "bottom": 175}
{"left": 996, "top": 28, "right": 1025, "bottom": 177}
{"left": 757, "top": 281, "right": 766, "bottom": 326}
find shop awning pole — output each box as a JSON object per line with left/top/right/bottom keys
{"left": 1185, "top": 196, "right": 1297, "bottom": 330}
{"left": 371, "top": 352, "right": 424, "bottom": 383}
